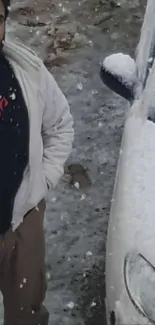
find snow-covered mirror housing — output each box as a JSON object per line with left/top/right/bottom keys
{"left": 100, "top": 53, "right": 138, "bottom": 102}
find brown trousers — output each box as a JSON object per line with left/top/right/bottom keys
{"left": 0, "top": 200, "right": 49, "bottom": 325}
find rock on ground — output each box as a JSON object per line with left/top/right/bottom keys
{"left": 1, "top": 0, "right": 145, "bottom": 324}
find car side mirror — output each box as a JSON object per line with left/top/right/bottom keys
{"left": 100, "top": 53, "right": 138, "bottom": 102}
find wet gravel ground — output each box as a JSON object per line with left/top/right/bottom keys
{"left": 0, "top": 0, "right": 146, "bottom": 324}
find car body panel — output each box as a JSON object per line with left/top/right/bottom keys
{"left": 105, "top": 0, "right": 155, "bottom": 324}
{"left": 106, "top": 109, "right": 155, "bottom": 324}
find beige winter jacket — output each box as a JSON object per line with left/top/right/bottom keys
{"left": 3, "top": 37, "right": 74, "bottom": 231}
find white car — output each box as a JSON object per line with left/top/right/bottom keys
{"left": 100, "top": 1, "right": 155, "bottom": 324}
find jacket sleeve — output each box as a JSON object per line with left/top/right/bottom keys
{"left": 41, "top": 65, "right": 74, "bottom": 189}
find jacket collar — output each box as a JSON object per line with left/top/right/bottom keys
{"left": 3, "top": 35, "right": 42, "bottom": 75}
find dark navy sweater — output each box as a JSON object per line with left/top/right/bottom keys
{"left": 0, "top": 54, "right": 29, "bottom": 234}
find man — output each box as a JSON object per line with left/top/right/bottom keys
{"left": 0, "top": 0, "right": 74, "bottom": 324}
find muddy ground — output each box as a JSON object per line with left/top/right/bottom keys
{"left": 0, "top": 0, "right": 146, "bottom": 324}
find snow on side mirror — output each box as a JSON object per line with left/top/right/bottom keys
{"left": 100, "top": 53, "right": 138, "bottom": 102}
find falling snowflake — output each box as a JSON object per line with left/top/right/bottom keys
{"left": 74, "top": 182, "right": 80, "bottom": 189}
{"left": 67, "top": 301, "right": 75, "bottom": 309}
{"left": 62, "top": 7, "right": 67, "bottom": 12}
{"left": 88, "top": 40, "right": 93, "bottom": 47}
{"left": 80, "top": 194, "right": 86, "bottom": 201}
{"left": 20, "top": 284, "right": 23, "bottom": 289}
{"left": 35, "top": 206, "right": 39, "bottom": 212}
{"left": 90, "top": 301, "right": 97, "bottom": 307}
{"left": 76, "top": 83, "right": 83, "bottom": 91}
{"left": 92, "top": 90, "right": 98, "bottom": 95}
{"left": 23, "top": 278, "right": 27, "bottom": 284}
{"left": 46, "top": 272, "right": 51, "bottom": 280}
{"left": 98, "top": 122, "right": 103, "bottom": 128}
{"left": 148, "top": 57, "right": 153, "bottom": 63}
{"left": 10, "top": 93, "right": 16, "bottom": 100}
{"left": 110, "top": 286, "right": 115, "bottom": 290}
{"left": 86, "top": 251, "right": 93, "bottom": 257}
